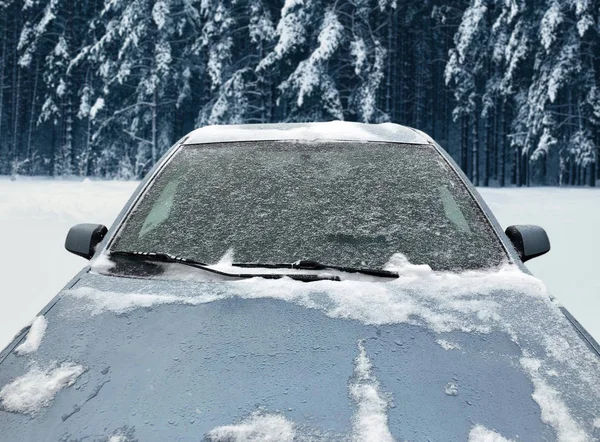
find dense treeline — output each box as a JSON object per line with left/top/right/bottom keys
{"left": 0, "top": 0, "right": 598, "bottom": 185}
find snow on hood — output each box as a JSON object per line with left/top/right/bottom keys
{"left": 22, "top": 255, "right": 600, "bottom": 439}
{"left": 349, "top": 342, "right": 394, "bottom": 442}
{"left": 206, "top": 342, "right": 393, "bottom": 442}
{"left": 468, "top": 425, "right": 514, "bottom": 442}
{"left": 14, "top": 315, "right": 47, "bottom": 355}
{"left": 0, "top": 362, "right": 85, "bottom": 414}
{"left": 206, "top": 413, "right": 295, "bottom": 442}
{"left": 520, "top": 356, "right": 588, "bottom": 442}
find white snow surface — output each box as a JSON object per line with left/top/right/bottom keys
{"left": 436, "top": 339, "right": 461, "bottom": 351}
{"left": 206, "top": 414, "right": 296, "bottom": 442}
{"left": 14, "top": 315, "right": 47, "bottom": 355}
{"left": 349, "top": 342, "right": 394, "bottom": 442}
{"left": 0, "top": 177, "right": 137, "bottom": 350}
{"left": 69, "top": 262, "right": 544, "bottom": 334}
{"left": 444, "top": 382, "right": 459, "bottom": 396}
{"left": 468, "top": 425, "right": 514, "bottom": 442}
{"left": 520, "top": 357, "right": 588, "bottom": 442}
{"left": 0, "top": 362, "right": 85, "bottom": 414}
{"left": 183, "top": 121, "right": 428, "bottom": 145}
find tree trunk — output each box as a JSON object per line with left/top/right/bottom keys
{"left": 11, "top": 56, "right": 21, "bottom": 171}
{"left": 472, "top": 111, "right": 479, "bottom": 186}
{"left": 461, "top": 115, "right": 468, "bottom": 175}
{"left": 386, "top": 14, "right": 393, "bottom": 118}
{"left": 0, "top": 24, "right": 6, "bottom": 173}
{"left": 152, "top": 88, "right": 158, "bottom": 165}
{"left": 27, "top": 57, "right": 40, "bottom": 172}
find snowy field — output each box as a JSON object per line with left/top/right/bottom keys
{"left": 0, "top": 178, "right": 598, "bottom": 351}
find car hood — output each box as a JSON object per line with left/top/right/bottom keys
{"left": 0, "top": 266, "right": 599, "bottom": 441}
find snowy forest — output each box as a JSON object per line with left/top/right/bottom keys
{"left": 0, "top": 0, "right": 598, "bottom": 185}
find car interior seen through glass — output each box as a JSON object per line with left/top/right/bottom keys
{"left": 111, "top": 141, "right": 507, "bottom": 271}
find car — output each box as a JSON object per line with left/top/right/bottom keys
{"left": 0, "top": 121, "right": 599, "bottom": 441}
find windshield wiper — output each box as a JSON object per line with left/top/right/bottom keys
{"left": 232, "top": 259, "right": 399, "bottom": 279}
{"left": 108, "top": 251, "right": 341, "bottom": 282}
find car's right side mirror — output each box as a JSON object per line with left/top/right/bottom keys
{"left": 505, "top": 225, "right": 550, "bottom": 263}
{"left": 65, "top": 223, "right": 108, "bottom": 260}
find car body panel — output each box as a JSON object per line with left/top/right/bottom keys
{"left": 0, "top": 272, "right": 559, "bottom": 441}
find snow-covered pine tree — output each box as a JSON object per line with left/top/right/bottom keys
{"left": 197, "top": 0, "right": 276, "bottom": 125}
{"left": 445, "top": 0, "right": 490, "bottom": 183}
{"left": 258, "top": 1, "right": 344, "bottom": 122}
{"left": 16, "top": 0, "right": 104, "bottom": 176}
{"left": 448, "top": 0, "right": 599, "bottom": 186}
{"left": 74, "top": 0, "right": 203, "bottom": 177}
{"left": 346, "top": 0, "right": 391, "bottom": 123}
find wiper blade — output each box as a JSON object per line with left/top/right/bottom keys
{"left": 108, "top": 251, "right": 341, "bottom": 282}
{"left": 232, "top": 259, "right": 399, "bottom": 279}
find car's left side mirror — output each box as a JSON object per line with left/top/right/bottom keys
{"left": 65, "top": 223, "right": 108, "bottom": 260}
{"left": 505, "top": 225, "right": 550, "bottom": 263}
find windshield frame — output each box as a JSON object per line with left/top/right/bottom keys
{"left": 97, "top": 138, "right": 515, "bottom": 271}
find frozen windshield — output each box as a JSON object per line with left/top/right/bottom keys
{"left": 111, "top": 141, "right": 506, "bottom": 271}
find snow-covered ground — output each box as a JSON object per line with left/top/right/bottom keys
{"left": 0, "top": 178, "right": 598, "bottom": 350}
{"left": 0, "top": 178, "right": 137, "bottom": 351}
{"left": 478, "top": 187, "right": 600, "bottom": 340}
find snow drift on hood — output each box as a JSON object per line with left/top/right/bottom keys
{"left": 14, "top": 315, "right": 47, "bottom": 355}
{"left": 49, "top": 255, "right": 600, "bottom": 440}
{"left": 0, "top": 362, "right": 85, "bottom": 414}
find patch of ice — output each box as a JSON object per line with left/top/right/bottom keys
{"left": 67, "top": 286, "right": 222, "bottom": 315}
{"left": 520, "top": 357, "right": 588, "bottom": 442}
{"left": 0, "top": 362, "right": 85, "bottom": 414}
{"left": 543, "top": 335, "right": 571, "bottom": 363}
{"left": 349, "top": 342, "right": 394, "bottom": 442}
{"left": 229, "top": 262, "right": 546, "bottom": 334}
{"left": 14, "top": 315, "right": 47, "bottom": 355}
{"left": 70, "top": 262, "right": 537, "bottom": 333}
{"left": 468, "top": 425, "right": 514, "bottom": 442}
{"left": 206, "top": 413, "right": 295, "bottom": 442}
{"left": 436, "top": 339, "right": 461, "bottom": 351}
{"left": 444, "top": 382, "right": 458, "bottom": 396}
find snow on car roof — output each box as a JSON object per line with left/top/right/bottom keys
{"left": 182, "top": 121, "right": 431, "bottom": 145}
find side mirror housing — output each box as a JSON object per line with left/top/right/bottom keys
{"left": 65, "top": 224, "right": 108, "bottom": 260}
{"left": 505, "top": 225, "right": 550, "bottom": 263}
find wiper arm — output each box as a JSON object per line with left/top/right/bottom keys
{"left": 232, "top": 259, "right": 399, "bottom": 279}
{"left": 108, "top": 251, "right": 341, "bottom": 282}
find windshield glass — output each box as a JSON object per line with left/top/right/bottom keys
{"left": 110, "top": 141, "right": 506, "bottom": 271}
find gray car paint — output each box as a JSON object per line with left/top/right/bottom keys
{"left": 0, "top": 273, "right": 554, "bottom": 441}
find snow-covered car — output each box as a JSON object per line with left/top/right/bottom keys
{"left": 1, "top": 121, "right": 599, "bottom": 441}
